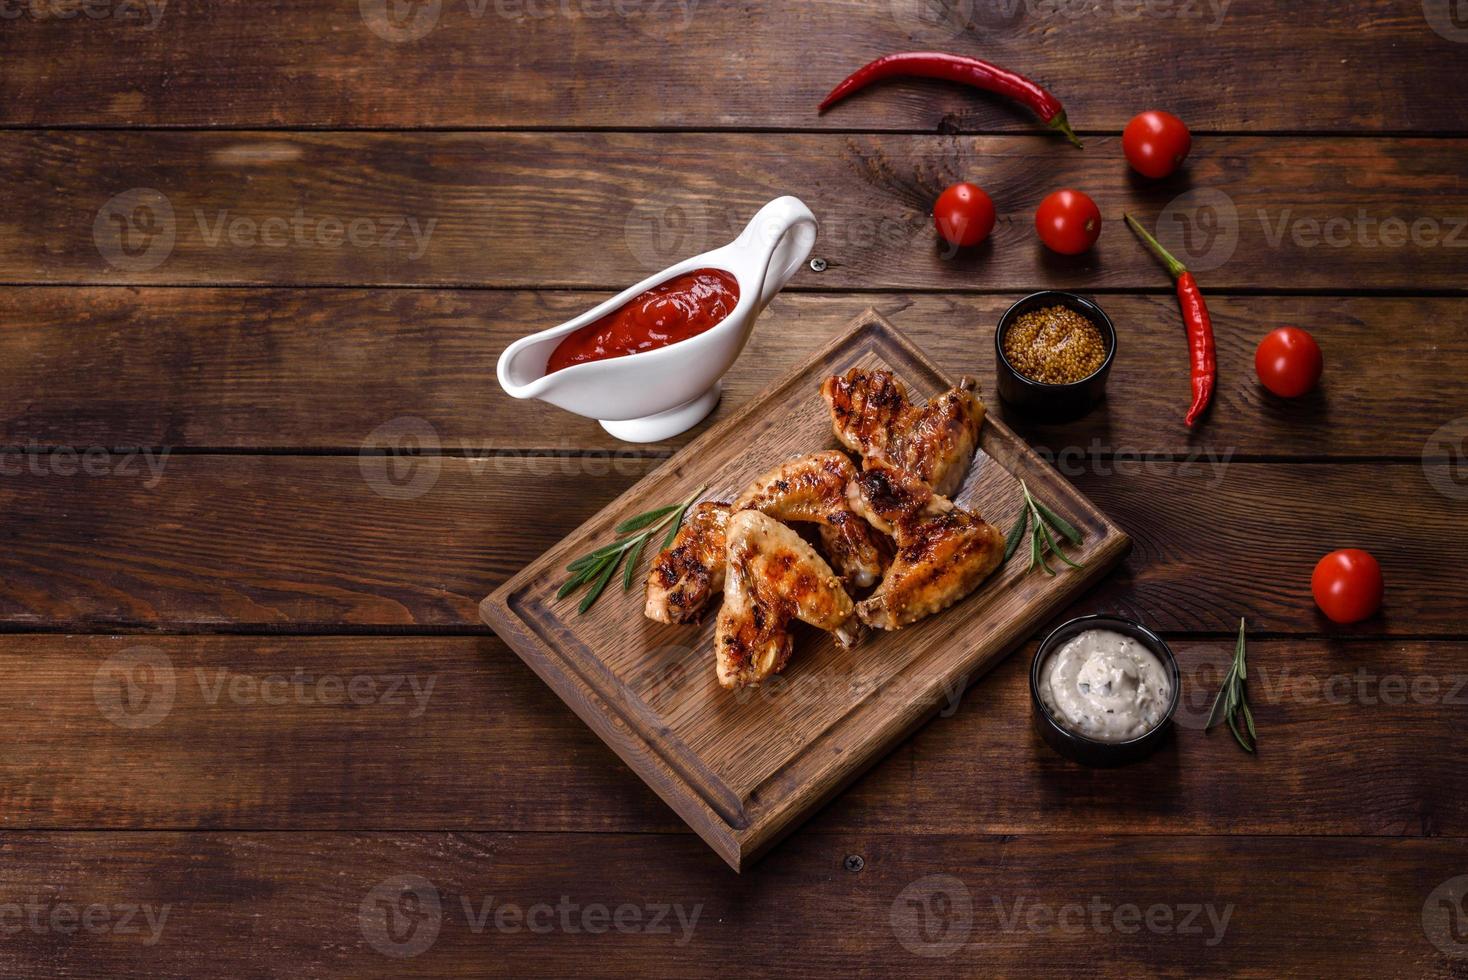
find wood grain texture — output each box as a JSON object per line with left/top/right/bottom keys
{"left": 482, "top": 311, "right": 1130, "bottom": 868}
{"left": 5, "top": 634, "right": 1465, "bottom": 838}
{"left": 0, "top": 831, "right": 1462, "bottom": 977}
{"left": 1, "top": 0, "right": 1465, "bottom": 132}
{"left": 4, "top": 288, "right": 1465, "bottom": 457}
{"left": 0, "top": 451, "right": 658, "bottom": 629}
{"left": 6, "top": 132, "right": 1468, "bottom": 290}
{"left": 1, "top": 452, "right": 1463, "bottom": 633}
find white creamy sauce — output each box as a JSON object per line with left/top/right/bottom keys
{"left": 1039, "top": 629, "right": 1171, "bottom": 742}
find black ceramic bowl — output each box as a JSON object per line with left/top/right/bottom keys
{"left": 1029, "top": 614, "right": 1180, "bottom": 767}
{"left": 994, "top": 291, "right": 1116, "bottom": 422}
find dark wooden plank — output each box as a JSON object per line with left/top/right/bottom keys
{"left": 3, "top": 288, "right": 1464, "bottom": 457}
{"left": 0, "top": 455, "right": 657, "bottom": 630}
{"left": 6, "top": 634, "right": 1465, "bottom": 838}
{"left": 0, "top": 634, "right": 681, "bottom": 832}
{"left": 6, "top": 132, "right": 1468, "bottom": 290}
{"left": 0, "top": 831, "right": 1461, "bottom": 976}
{"left": 0, "top": 456, "right": 1461, "bottom": 633}
{"left": 2, "top": 0, "right": 1465, "bottom": 132}
{"left": 1073, "top": 460, "right": 1468, "bottom": 634}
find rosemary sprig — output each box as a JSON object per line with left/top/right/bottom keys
{"left": 1003, "top": 480, "right": 1084, "bottom": 575}
{"left": 1205, "top": 617, "right": 1257, "bottom": 754}
{"left": 559, "top": 484, "right": 707, "bottom": 613}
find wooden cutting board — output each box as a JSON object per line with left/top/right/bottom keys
{"left": 481, "top": 309, "right": 1130, "bottom": 870}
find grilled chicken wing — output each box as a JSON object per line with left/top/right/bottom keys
{"left": 821, "top": 368, "right": 984, "bottom": 497}
{"left": 646, "top": 453, "right": 887, "bottom": 625}
{"left": 715, "top": 510, "right": 860, "bottom": 689}
{"left": 644, "top": 502, "right": 731, "bottom": 624}
{"left": 848, "top": 459, "right": 1004, "bottom": 630}
{"left": 732, "top": 450, "right": 886, "bottom": 589}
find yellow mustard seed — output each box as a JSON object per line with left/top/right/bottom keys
{"left": 1003, "top": 305, "right": 1107, "bottom": 385}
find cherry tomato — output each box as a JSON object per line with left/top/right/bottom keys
{"left": 1255, "top": 326, "right": 1324, "bottom": 397}
{"left": 1122, "top": 110, "right": 1192, "bottom": 179}
{"left": 933, "top": 182, "right": 996, "bottom": 248}
{"left": 1311, "top": 549, "right": 1384, "bottom": 624}
{"left": 1034, "top": 189, "right": 1102, "bottom": 255}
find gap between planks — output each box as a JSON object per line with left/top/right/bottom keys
{"left": 1, "top": 282, "right": 1467, "bottom": 298}
{"left": 0, "top": 829, "right": 1463, "bottom": 840}
{"left": 1, "top": 622, "right": 1464, "bottom": 643}
{"left": 2, "top": 125, "right": 1468, "bottom": 139}
{"left": 0, "top": 448, "right": 1452, "bottom": 465}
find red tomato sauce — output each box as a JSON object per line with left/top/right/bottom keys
{"left": 546, "top": 269, "right": 739, "bottom": 374}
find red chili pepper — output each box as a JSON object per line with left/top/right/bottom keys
{"left": 818, "top": 51, "right": 1083, "bottom": 149}
{"left": 1125, "top": 213, "right": 1217, "bottom": 428}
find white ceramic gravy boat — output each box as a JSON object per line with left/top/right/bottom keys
{"left": 497, "top": 196, "right": 817, "bottom": 442}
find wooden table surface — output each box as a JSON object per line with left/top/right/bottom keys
{"left": 3, "top": 1, "right": 1467, "bottom": 976}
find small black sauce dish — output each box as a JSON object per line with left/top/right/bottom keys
{"left": 994, "top": 290, "right": 1116, "bottom": 422}
{"left": 1029, "top": 614, "right": 1180, "bottom": 768}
